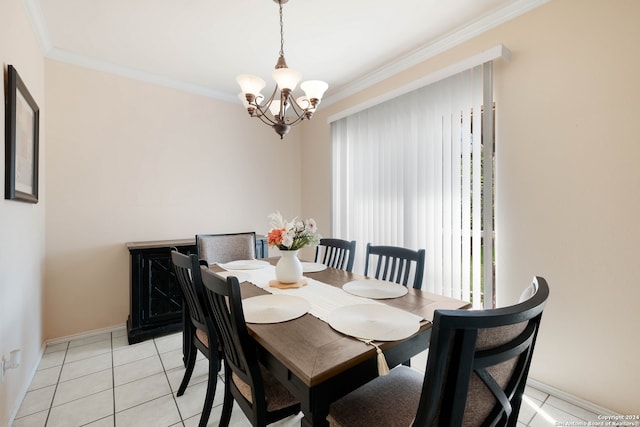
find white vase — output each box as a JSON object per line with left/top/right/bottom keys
{"left": 275, "top": 249, "right": 303, "bottom": 283}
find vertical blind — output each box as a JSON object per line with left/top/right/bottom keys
{"left": 331, "top": 62, "right": 494, "bottom": 308}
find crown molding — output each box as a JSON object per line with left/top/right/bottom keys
{"left": 47, "top": 47, "right": 238, "bottom": 102}
{"left": 23, "top": 0, "right": 547, "bottom": 105}
{"left": 23, "top": 0, "right": 51, "bottom": 53}
{"left": 322, "top": 0, "right": 549, "bottom": 107}
{"left": 22, "top": 0, "right": 236, "bottom": 102}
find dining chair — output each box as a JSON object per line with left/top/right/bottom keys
{"left": 170, "top": 250, "right": 222, "bottom": 427}
{"left": 196, "top": 232, "right": 257, "bottom": 265}
{"left": 314, "top": 238, "right": 356, "bottom": 272}
{"left": 200, "top": 267, "right": 301, "bottom": 427}
{"left": 364, "top": 243, "right": 426, "bottom": 289}
{"left": 518, "top": 278, "right": 539, "bottom": 302}
{"left": 328, "top": 276, "right": 550, "bottom": 427}
{"left": 190, "top": 232, "right": 256, "bottom": 382}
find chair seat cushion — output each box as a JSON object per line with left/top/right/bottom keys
{"left": 328, "top": 366, "right": 422, "bottom": 427}
{"left": 232, "top": 365, "right": 299, "bottom": 412}
{"left": 195, "top": 328, "right": 209, "bottom": 348}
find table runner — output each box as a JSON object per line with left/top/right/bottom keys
{"left": 219, "top": 262, "right": 423, "bottom": 375}
{"left": 218, "top": 263, "right": 423, "bottom": 323}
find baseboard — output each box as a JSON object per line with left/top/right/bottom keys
{"left": 45, "top": 323, "right": 127, "bottom": 346}
{"left": 527, "top": 378, "right": 619, "bottom": 416}
{"left": 6, "top": 343, "right": 45, "bottom": 427}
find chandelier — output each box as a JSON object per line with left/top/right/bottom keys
{"left": 236, "top": 0, "right": 328, "bottom": 139}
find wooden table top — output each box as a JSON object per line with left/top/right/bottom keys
{"left": 234, "top": 258, "right": 471, "bottom": 387}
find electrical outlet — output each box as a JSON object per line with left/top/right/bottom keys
{"left": 1, "top": 349, "right": 21, "bottom": 383}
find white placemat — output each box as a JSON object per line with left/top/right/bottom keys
{"left": 328, "top": 304, "right": 421, "bottom": 341}
{"left": 301, "top": 262, "right": 328, "bottom": 273}
{"left": 219, "top": 259, "right": 270, "bottom": 270}
{"left": 242, "top": 294, "right": 310, "bottom": 324}
{"left": 342, "top": 279, "right": 408, "bottom": 299}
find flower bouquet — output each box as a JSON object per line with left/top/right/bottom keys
{"left": 267, "top": 211, "right": 321, "bottom": 250}
{"left": 267, "top": 211, "right": 321, "bottom": 284}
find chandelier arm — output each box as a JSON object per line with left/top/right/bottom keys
{"left": 287, "top": 97, "right": 313, "bottom": 123}
{"left": 246, "top": 102, "right": 271, "bottom": 121}
{"left": 253, "top": 104, "right": 279, "bottom": 126}
{"left": 248, "top": 85, "right": 279, "bottom": 124}
{"left": 287, "top": 97, "right": 306, "bottom": 115}
{"left": 285, "top": 114, "right": 306, "bottom": 127}
{"left": 257, "top": 84, "right": 279, "bottom": 110}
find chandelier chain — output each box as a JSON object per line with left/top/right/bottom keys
{"left": 279, "top": 1, "right": 285, "bottom": 57}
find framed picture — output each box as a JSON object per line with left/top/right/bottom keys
{"left": 5, "top": 64, "right": 40, "bottom": 203}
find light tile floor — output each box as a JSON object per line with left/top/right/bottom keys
{"left": 12, "top": 328, "right": 602, "bottom": 426}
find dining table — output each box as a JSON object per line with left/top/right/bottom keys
{"left": 213, "top": 257, "right": 471, "bottom": 427}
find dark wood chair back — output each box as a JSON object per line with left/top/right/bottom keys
{"left": 170, "top": 250, "right": 220, "bottom": 427}
{"left": 328, "top": 277, "right": 550, "bottom": 427}
{"left": 200, "top": 267, "right": 300, "bottom": 426}
{"left": 364, "top": 243, "right": 426, "bottom": 289}
{"left": 416, "top": 276, "right": 550, "bottom": 426}
{"left": 196, "top": 232, "right": 256, "bottom": 265}
{"left": 314, "top": 238, "right": 356, "bottom": 272}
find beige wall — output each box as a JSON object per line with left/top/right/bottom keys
{"left": 0, "top": 0, "right": 46, "bottom": 424}
{"left": 302, "top": 0, "right": 640, "bottom": 414}
{"left": 43, "top": 60, "right": 305, "bottom": 340}
{"left": 3, "top": 0, "right": 639, "bottom": 421}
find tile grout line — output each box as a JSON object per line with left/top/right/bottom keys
{"left": 154, "top": 336, "right": 187, "bottom": 426}
{"left": 44, "top": 341, "right": 70, "bottom": 426}
{"left": 111, "top": 331, "right": 116, "bottom": 427}
{"left": 526, "top": 392, "right": 551, "bottom": 426}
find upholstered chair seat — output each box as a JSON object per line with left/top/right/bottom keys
{"left": 328, "top": 365, "right": 422, "bottom": 427}
{"left": 232, "top": 366, "right": 299, "bottom": 412}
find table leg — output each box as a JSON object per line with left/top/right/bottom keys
{"left": 301, "top": 414, "right": 328, "bottom": 427}
{"left": 300, "top": 405, "right": 329, "bottom": 427}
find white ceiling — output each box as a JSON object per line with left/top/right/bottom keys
{"left": 24, "top": 0, "right": 546, "bottom": 105}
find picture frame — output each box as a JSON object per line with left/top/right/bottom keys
{"left": 5, "top": 64, "right": 40, "bottom": 203}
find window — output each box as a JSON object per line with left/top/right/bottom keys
{"left": 331, "top": 63, "right": 494, "bottom": 308}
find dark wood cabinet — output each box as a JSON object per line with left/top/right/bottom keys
{"left": 126, "top": 236, "right": 267, "bottom": 344}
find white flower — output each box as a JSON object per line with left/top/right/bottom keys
{"left": 305, "top": 218, "right": 317, "bottom": 233}
{"left": 281, "top": 230, "right": 294, "bottom": 248}
{"left": 268, "top": 211, "right": 286, "bottom": 229}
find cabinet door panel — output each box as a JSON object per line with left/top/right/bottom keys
{"left": 142, "top": 252, "right": 182, "bottom": 323}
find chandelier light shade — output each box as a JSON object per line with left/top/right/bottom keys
{"left": 236, "top": 0, "right": 328, "bottom": 139}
